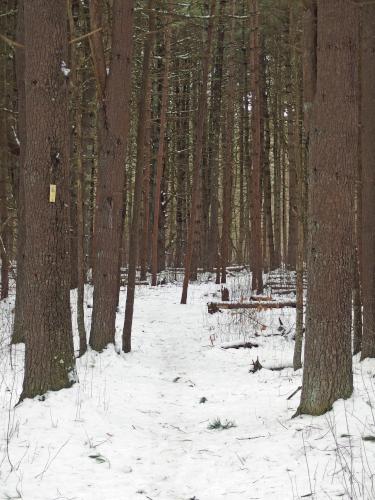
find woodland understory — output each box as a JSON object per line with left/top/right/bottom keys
{"left": 0, "top": 0, "right": 375, "bottom": 499}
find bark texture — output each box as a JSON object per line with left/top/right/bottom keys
{"left": 249, "top": 0, "right": 263, "bottom": 294}
{"left": 21, "top": 0, "right": 76, "bottom": 400}
{"left": 360, "top": 4, "right": 375, "bottom": 360}
{"left": 90, "top": 0, "right": 134, "bottom": 352}
{"left": 298, "top": 0, "right": 358, "bottom": 415}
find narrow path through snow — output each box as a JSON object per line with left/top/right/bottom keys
{"left": 1, "top": 281, "right": 374, "bottom": 500}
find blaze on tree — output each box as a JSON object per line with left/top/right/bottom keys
{"left": 20, "top": 0, "right": 76, "bottom": 400}
{"left": 297, "top": 0, "right": 358, "bottom": 416}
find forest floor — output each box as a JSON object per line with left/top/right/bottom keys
{"left": 0, "top": 274, "right": 375, "bottom": 500}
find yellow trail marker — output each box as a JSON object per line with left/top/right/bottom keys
{"left": 49, "top": 184, "right": 57, "bottom": 203}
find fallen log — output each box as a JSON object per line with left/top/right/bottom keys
{"left": 120, "top": 280, "right": 149, "bottom": 286}
{"left": 221, "top": 341, "right": 259, "bottom": 350}
{"left": 207, "top": 301, "right": 297, "bottom": 312}
{"left": 250, "top": 295, "right": 274, "bottom": 302}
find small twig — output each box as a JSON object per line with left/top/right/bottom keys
{"left": 0, "top": 33, "right": 24, "bottom": 49}
{"left": 287, "top": 385, "right": 302, "bottom": 400}
{"left": 35, "top": 439, "right": 70, "bottom": 480}
{"left": 69, "top": 27, "right": 103, "bottom": 45}
{"left": 236, "top": 435, "right": 266, "bottom": 441}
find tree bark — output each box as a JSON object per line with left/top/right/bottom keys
{"left": 12, "top": 0, "right": 26, "bottom": 343}
{"left": 68, "top": 0, "right": 87, "bottom": 356}
{"left": 249, "top": 0, "right": 263, "bottom": 294}
{"left": 220, "top": 0, "right": 236, "bottom": 284}
{"left": 139, "top": 0, "right": 156, "bottom": 282}
{"left": 297, "top": 0, "right": 358, "bottom": 415}
{"left": 151, "top": 4, "right": 172, "bottom": 286}
{"left": 123, "top": 0, "right": 155, "bottom": 352}
{"left": 360, "top": 4, "right": 375, "bottom": 360}
{"left": 89, "top": 0, "right": 134, "bottom": 352}
{"left": 181, "top": 0, "right": 216, "bottom": 304}
{"left": 21, "top": 0, "right": 76, "bottom": 400}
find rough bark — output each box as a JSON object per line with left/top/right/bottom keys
{"left": 89, "top": 0, "right": 134, "bottom": 352}
{"left": 21, "top": 0, "right": 76, "bottom": 400}
{"left": 181, "top": 0, "right": 216, "bottom": 304}
{"left": 139, "top": 0, "right": 156, "bottom": 282}
{"left": 151, "top": 4, "right": 171, "bottom": 286}
{"left": 220, "top": 0, "right": 235, "bottom": 284}
{"left": 297, "top": 0, "right": 358, "bottom": 415}
{"left": 249, "top": 0, "right": 263, "bottom": 294}
{"left": 360, "top": 4, "right": 375, "bottom": 360}
{"left": 68, "top": 0, "right": 87, "bottom": 356}
{"left": 207, "top": 0, "right": 225, "bottom": 277}
{"left": 122, "top": 0, "right": 155, "bottom": 352}
{"left": 12, "top": 0, "right": 26, "bottom": 343}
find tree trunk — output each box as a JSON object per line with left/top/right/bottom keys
{"left": 68, "top": 0, "right": 87, "bottom": 356}
{"left": 139, "top": 0, "right": 156, "bottom": 282}
{"left": 151, "top": 4, "right": 172, "bottom": 286}
{"left": 181, "top": 0, "right": 216, "bottom": 304}
{"left": 89, "top": 0, "right": 134, "bottom": 352}
{"left": 122, "top": 1, "right": 155, "bottom": 352}
{"left": 0, "top": 31, "right": 9, "bottom": 300}
{"left": 220, "top": 0, "right": 236, "bottom": 284}
{"left": 297, "top": 0, "right": 358, "bottom": 416}
{"left": 12, "top": 0, "right": 26, "bottom": 343}
{"left": 21, "top": 0, "right": 76, "bottom": 400}
{"left": 360, "top": 4, "right": 375, "bottom": 360}
{"left": 249, "top": 0, "right": 263, "bottom": 294}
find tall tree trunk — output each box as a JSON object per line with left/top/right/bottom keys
{"left": 123, "top": 0, "right": 155, "bottom": 352}
{"left": 293, "top": 70, "right": 305, "bottom": 372}
{"left": 286, "top": 3, "right": 298, "bottom": 270}
{"left": 360, "top": 3, "right": 375, "bottom": 360}
{"left": 21, "top": 0, "right": 76, "bottom": 400}
{"left": 151, "top": 5, "right": 172, "bottom": 286}
{"left": 12, "top": 0, "right": 26, "bottom": 343}
{"left": 249, "top": 0, "right": 263, "bottom": 294}
{"left": 89, "top": 0, "right": 134, "bottom": 352}
{"left": 68, "top": 0, "right": 87, "bottom": 356}
{"left": 139, "top": 1, "right": 156, "bottom": 282}
{"left": 181, "top": 0, "right": 216, "bottom": 304}
{"left": 208, "top": 0, "right": 225, "bottom": 277}
{"left": 262, "top": 57, "right": 276, "bottom": 271}
{"left": 297, "top": 0, "right": 358, "bottom": 416}
{"left": 174, "top": 56, "right": 190, "bottom": 269}
{"left": 0, "top": 28, "right": 9, "bottom": 300}
{"left": 353, "top": 29, "right": 362, "bottom": 356}
{"left": 220, "top": 0, "right": 236, "bottom": 284}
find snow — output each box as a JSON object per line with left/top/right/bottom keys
{"left": 0, "top": 276, "right": 375, "bottom": 499}
{"left": 61, "top": 61, "right": 71, "bottom": 77}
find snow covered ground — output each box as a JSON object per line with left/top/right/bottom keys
{"left": 0, "top": 276, "right": 375, "bottom": 500}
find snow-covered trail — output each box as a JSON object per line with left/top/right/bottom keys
{"left": 1, "top": 281, "right": 375, "bottom": 500}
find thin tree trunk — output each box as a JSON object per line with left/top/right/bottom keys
{"left": 89, "top": 0, "right": 134, "bottom": 352}
{"left": 249, "top": 0, "right": 263, "bottom": 294}
{"left": 139, "top": 1, "right": 156, "bottom": 282}
{"left": 12, "top": 0, "right": 26, "bottom": 343}
{"left": 360, "top": 3, "right": 375, "bottom": 360}
{"left": 122, "top": 1, "right": 156, "bottom": 352}
{"left": 151, "top": 5, "right": 172, "bottom": 286}
{"left": 220, "top": 0, "right": 236, "bottom": 284}
{"left": 181, "top": 0, "right": 216, "bottom": 304}
{"left": 208, "top": 0, "right": 225, "bottom": 280}
{"left": 68, "top": 0, "right": 87, "bottom": 356}
{"left": 0, "top": 31, "right": 9, "bottom": 300}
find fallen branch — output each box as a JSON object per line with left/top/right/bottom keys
{"left": 287, "top": 386, "right": 302, "bottom": 400}
{"left": 221, "top": 341, "right": 259, "bottom": 350}
{"left": 207, "top": 300, "right": 296, "bottom": 312}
